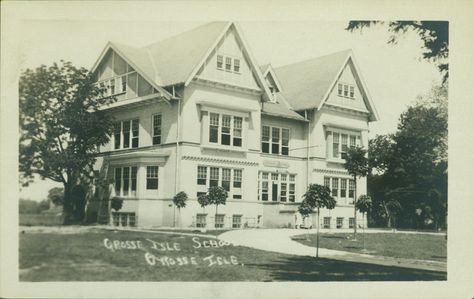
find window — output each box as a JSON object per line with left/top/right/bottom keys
{"left": 197, "top": 166, "right": 207, "bottom": 185}
{"left": 215, "top": 214, "right": 225, "bottom": 228}
{"left": 111, "top": 212, "right": 136, "bottom": 227}
{"left": 337, "top": 83, "right": 355, "bottom": 99}
{"left": 209, "top": 113, "right": 219, "bottom": 143}
{"left": 152, "top": 114, "right": 162, "bottom": 145}
{"left": 233, "top": 59, "right": 240, "bottom": 73}
{"left": 221, "top": 115, "right": 231, "bottom": 145}
{"left": 340, "top": 179, "right": 347, "bottom": 198}
{"left": 114, "top": 119, "right": 139, "bottom": 150}
{"left": 349, "top": 217, "right": 355, "bottom": 228}
{"left": 332, "top": 178, "right": 339, "bottom": 197}
{"left": 222, "top": 168, "right": 231, "bottom": 191}
{"left": 210, "top": 167, "right": 219, "bottom": 187}
{"left": 208, "top": 113, "right": 243, "bottom": 147}
{"left": 146, "top": 166, "right": 159, "bottom": 190}
{"left": 328, "top": 130, "right": 360, "bottom": 159}
{"left": 262, "top": 125, "right": 290, "bottom": 156}
{"left": 196, "top": 214, "right": 207, "bottom": 228}
{"left": 261, "top": 126, "right": 270, "bottom": 153}
{"left": 258, "top": 172, "right": 296, "bottom": 202}
{"left": 324, "top": 217, "right": 331, "bottom": 229}
{"left": 233, "top": 169, "right": 242, "bottom": 188}
{"left": 121, "top": 75, "right": 127, "bottom": 93}
{"left": 114, "top": 166, "right": 137, "bottom": 197}
{"left": 325, "top": 176, "right": 354, "bottom": 203}
{"left": 271, "top": 127, "right": 280, "bottom": 154}
{"left": 232, "top": 215, "right": 242, "bottom": 228}
{"left": 337, "top": 217, "right": 344, "bottom": 229}
{"left": 225, "top": 57, "right": 232, "bottom": 71}
{"left": 349, "top": 180, "right": 356, "bottom": 200}
{"left": 217, "top": 55, "right": 223, "bottom": 69}
{"left": 233, "top": 117, "right": 242, "bottom": 147}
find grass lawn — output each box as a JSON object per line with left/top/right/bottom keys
{"left": 295, "top": 232, "right": 447, "bottom": 262}
{"left": 19, "top": 229, "right": 445, "bottom": 281}
{"left": 20, "top": 213, "right": 63, "bottom": 226}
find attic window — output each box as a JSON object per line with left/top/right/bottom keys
{"left": 234, "top": 59, "right": 240, "bottom": 73}
{"left": 337, "top": 83, "right": 355, "bottom": 99}
{"left": 217, "top": 55, "right": 223, "bottom": 69}
{"left": 225, "top": 57, "right": 232, "bottom": 71}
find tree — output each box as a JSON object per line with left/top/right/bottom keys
{"left": 298, "top": 184, "right": 336, "bottom": 258}
{"left": 355, "top": 195, "right": 372, "bottom": 250}
{"left": 110, "top": 197, "right": 123, "bottom": 211}
{"left": 207, "top": 186, "right": 228, "bottom": 228}
{"left": 19, "top": 61, "right": 116, "bottom": 224}
{"left": 344, "top": 146, "right": 370, "bottom": 237}
{"left": 173, "top": 191, "right": 188, "bottom": 227}
{"left": 197, "top": 193, "right": 209, "bottom": 214}
{"left": 47, "top": 187, "right": 64, "bottom": 206}
{"left": 346, "top": 21, "right": 449, "bottom": 82}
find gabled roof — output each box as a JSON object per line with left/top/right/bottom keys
{"left": 260, "top": 64, "right": 283, "bottom": 92}
{"left": 273, "top": 49, "right": 351, "bottom": 111}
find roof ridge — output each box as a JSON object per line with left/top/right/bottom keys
{"left": 274, "top": 49, "right": 352, "bottom": 70}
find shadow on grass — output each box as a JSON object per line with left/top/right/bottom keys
{"left": 321, "top": 235, "right": 346, "bottom": 239}
{"left": 245, "top": 256, "right": 446, "bottom": 281}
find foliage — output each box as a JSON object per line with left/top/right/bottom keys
{"left": 297, "top": 200, "right": 314, "bottom": 218}
{"left": 19, "top": 199, "right": 51, "bottom": 214}
{"left": 344, "top": 146, "right": 370, "bottom": 179}
{"left": 367, "top": 85, "right": 447, "bottom": 229}
{"left": 173, "top": 191, "right": 188, "bottom": 209}
{"left": 47, "top": 187, "right": 64, "bottom": 206}
{"left": 19, "top": 61, "right": 116, "bottom": 223}
{"left": 197, "top": 193, "right": 209, "bottom": 209}
{"left": 346, "top": 21, "right": 449, "bottom": 82}
{"left": 207, "top": 186, "right": 228, "bottom": 207}
{"left": 110, "top": 197, "right": 123, "bottom": 212}
{"left": 355, "top": 195, "right": 372, "bottom": 214}
{"left": 301, "top": 184, "right": 336, "bottom": 211}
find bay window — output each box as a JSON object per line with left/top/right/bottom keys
{"left": 114, "top": 166, "right": 138, "bottom": 197}
{"left": 208, "top": 113, "right": 243, "bottom": 147}
{"left": 327, "top": 129, "right": 361, "bottom": 160}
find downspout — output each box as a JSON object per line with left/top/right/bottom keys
{"left": 174, "top": 86, "right": 181, "bottom": 227}
{"left": 305, "top": 110, "right": 310, "bottom": 187}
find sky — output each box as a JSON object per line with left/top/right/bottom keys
{"left": 9, "top": 2, "right": 443, "bottom": 201}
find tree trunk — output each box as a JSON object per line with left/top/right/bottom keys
{"left": 62, "top": 182, "right": 74, "bottom": 225}
{"left": 316, "top": 208, "right": 320, "bottom": 258}
{"left": 215, "top": 205, "right": 218, "bottom": 228}
{"left": 353, "top": 175, "right": 357, "bottom": 239}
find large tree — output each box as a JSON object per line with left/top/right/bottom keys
{"left": 19, "top": 61, "right": 116, "bottom": 224}
{"left": 346, "top": 21, "right": 449, "bottom": 82}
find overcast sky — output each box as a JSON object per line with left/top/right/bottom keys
{"left": 10, "top": 2, "right": 443, "bottom": 200}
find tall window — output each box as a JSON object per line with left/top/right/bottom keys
{"left": 152, "top": 114, "right": 162, "bottom": 145}
{"left": 197, "top": 166, "right": 207, "bottom": 185}
{"left": 289, "top": 175, "right": 296, "bottom": 202}
{"left": 208, "top": 113, "right": 243, "bottom": 147}
{"left": 146, "top": 166, "right": 159, "bottom": 190}
{"left": 262, "top": 125, "right": 290, "bottom": 156}
{"left": 209, "top": 113, "right": 219, "bottom": 143}
{"left": 210, "top": 167, "right": 219, "bottom": 187}
{"left": 233, "top": 169, "right": 242, "bottom": 199}
{"left": 114, "top": 119, "right": 139, "bottom": 150}
{"left": 349, "top": 180, "right": 356, "bottom": 200}
{"left": 332, "top": 133, "right": 340, "bottom": 158}
{"left": 225, "top": 57, "right": 232, "bottom": 71}
{"left": 341, "top": 134, "right": 348, "bottom": 159}
{"left": 340, "top": 179, "right": 347, "bottom": 198}
{"left": 332, "top": 178, "right": 339, "bottom": 197}
{"left": 222, "top": 168, "right": 231, "bottom": 191}
{"left": 114, "top": 166, "right": 137, "bottom": 197}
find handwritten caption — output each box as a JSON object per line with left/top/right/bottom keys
{"left": 103, "top": 237, "right": 242, "bottom": 267}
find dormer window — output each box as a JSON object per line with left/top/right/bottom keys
{"left": 337, "top": 83, "right": 355, "bottom": 99}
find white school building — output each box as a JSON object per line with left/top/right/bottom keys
{"left": 90, "top": 22, "right": 379, "bottom": 229}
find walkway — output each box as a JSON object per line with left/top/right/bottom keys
{"left": 218, "top": 228, "right": 446, "bottom": 272}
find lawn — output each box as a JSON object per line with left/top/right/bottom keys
{"left": 20, "top": 213, "right": 63, "bottom": 226}
{"left": 19, "top": 229, "right": 446, "bottom": 281}
{"left": 295, "top": 232, "right": 447, "bottom": 262}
